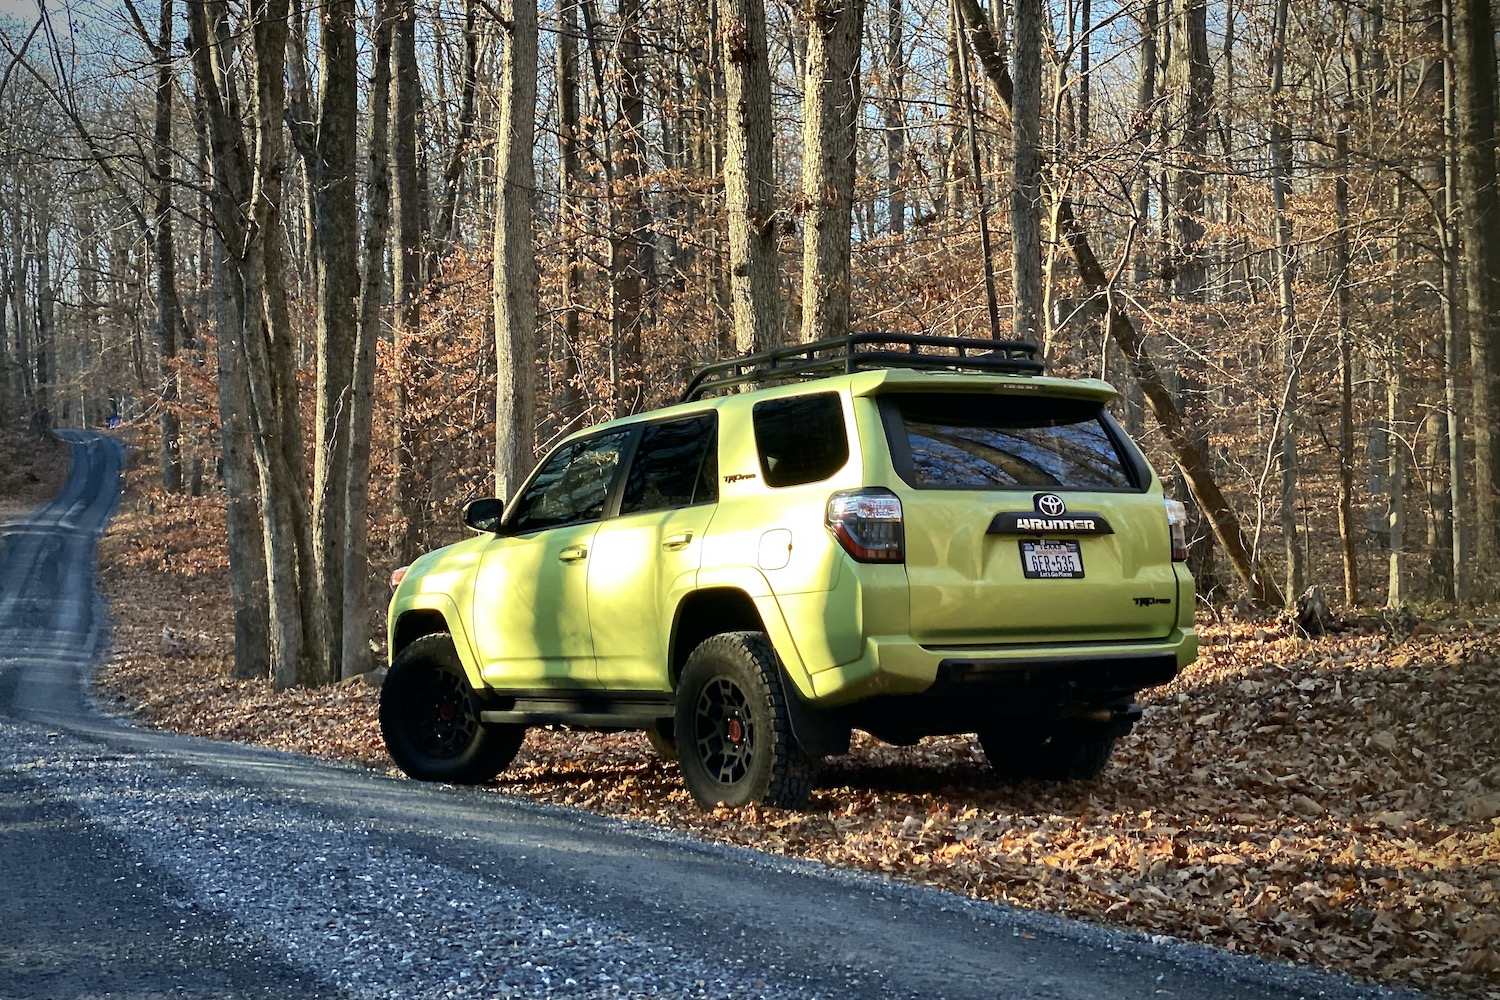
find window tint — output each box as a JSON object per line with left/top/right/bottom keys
{"left": 752, "top": 393, "right": 849, "bottom": 488}
{"left": 621, "top": 414, "right": 718, "bottom": 515}
{"left": 509, "top": 429, "right": 632, "bottom": 532}
{"left": 883, "top": 393, "right": 1136, "bottom": 490}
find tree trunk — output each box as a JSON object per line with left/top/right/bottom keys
{"left": 1387, "top": 349, "right": 1407, "bottom": 607}
{"left": 1011, "top": 0, "right": 1042, "bottom": 342}
{"left": 1334, "top": 105, "right": 1359, "bottom": 606}
{"left": 1269, "top": 0, "right": 1301, "bottom": 602}
{"left": 34, "top": 243, "right": 53, "bottom": 434}
{"left": 189, "top": 0, "right": 320, "bottom": 687}
{"left": 434, "top": 0, "right": 481, "bottom": 257}
{"left": 943, "top": 0, "right": 968, "bottom": 219}
{"left": 250, "top": 0, "right": 325, "bottom": 688}
{"left": 213, "top": 237, "right": 272, "bottom": 681}
{"left": 151, "top": 0, "right": 185, "bottom": 491}
{"left": 309, "top": 0, "right": 360, "bottom": 685}
{"left": 391, "top": 0, "right": 424, "bottom": 563}
{"left": 720, "top": 0, "right": 782, "bottom": 352}
{"left": 1078, "top": 0, "right": 1090, "bottom": 141}
{"left": 1165, "top": 0, "right": 1210, "bottom": 299}
{"left": 344, "top": 0, "right": 395, "bottom": 680}
{"left": 954, "top": 0, "right": 1000, "bottom": 338}
{"left": 1442, "top": 0, "right": 1469, "bottom": 602}
{"left": 1130, "top": 0, "right": 1157, "bottom": 288}
{"left": 556, "top": 0, "right": 584, "bottom": 430}
{"left": 884, "top": 0, "right": 905, "bottom": 237}
{"left": 1454, "top": 0, "right": 1500, "bottom": 595}
{"left": 800, "top": 0, "right": 866, "bottom": 344}
{"left": 611, "top": 0, "right": 652, "bottom": 411}
{"left": 493, "top": 0, "right": 539, "bottom": 499}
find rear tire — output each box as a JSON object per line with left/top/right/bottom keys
{"left": 380, "top": 633, "right": 525, "bottom": 784}
{"left": 977, "top": 727, "right": 1116, "bottom": 781}
{"left": 675, "top": 632, "right": 813, "bottom": 809}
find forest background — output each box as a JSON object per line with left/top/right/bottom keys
{"left": 1, "top": 0, "right": 1499, "bottom": 687}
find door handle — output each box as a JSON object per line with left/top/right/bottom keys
{"left": 662, "top": 531, "right": 694, "bottom": 551}
{"left": 558, "top": 544, "right": 588, "bottom": 563}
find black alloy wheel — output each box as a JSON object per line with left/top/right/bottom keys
{"left": 380, "top": 633, "right": 525, "bottom": 784}
{"left": 693, "top": 676, "right": 756, "bottom": 786}
{"left": 674, "top": 631, "right": 813, "bottom": 809}
{"left": 409, "top": 663, "right": 480, "bottom": 759}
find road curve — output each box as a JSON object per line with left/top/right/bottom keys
{"left": 0, "top": 432, "right": 1427, "bottom": 1000}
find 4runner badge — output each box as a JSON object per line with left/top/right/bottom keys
{"left": 987, "top": 494, "right": 1116, "bottom": 535}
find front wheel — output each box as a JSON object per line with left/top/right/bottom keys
{"left": 675, "top": 632, "right": 813, "bottom": 809}
{"left": 380, "top": 633, "right": 525, "bottom": 784}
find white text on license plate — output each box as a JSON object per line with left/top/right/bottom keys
{"left": 1020, "top": 540, "right": 1084, "bottom": 579}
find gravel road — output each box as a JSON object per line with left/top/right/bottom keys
{"left": 0, "top": 431, "right": 1432, "bottom": 999}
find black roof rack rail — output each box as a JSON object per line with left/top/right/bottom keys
{"left": 680, "top": 332, "right": 1043, "bottom": 402}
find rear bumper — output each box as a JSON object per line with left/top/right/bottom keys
{"left": 930, "top": 650, "right": 1178, "bottom": 705}
{"left": 810, "top": 630, "right": 1195, "bottom": 742}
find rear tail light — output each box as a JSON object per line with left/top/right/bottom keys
{"left": 1164, "top": 498, "right": 1189, "bottom": 562}
{"left": 827, "top": 488, "right": 904, "bottom": 563}
{"left": 390, "top": 565, "right": 411, "bottom": 590}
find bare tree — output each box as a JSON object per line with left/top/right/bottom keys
{"left": 721, "top": 0, "right": 782, "bottom": 351}
{"left": 1010, "top": 0, "right": 1042, "bottom": 342}
{"left": 1268, "top": 0, "right": 1302, "bottom": 600}
{"left": 344, "top": 0, "right": 395, "bottom": 680}
{"left": 800, "top": 0, "right": 865, "bottom": 344}
{"left": 493, "top": 0, "right": 539, "bottom": 497}
{"left": 883, "top": 0, "right": 904, "bottom": 237}
{"left": 309, "top": 0, "right": 360, "bottom": 683}
{"left": 391, "top": 0, "right": 424, "bottom": 563}
{"left": 1454, "top": 0, "right": 1500, "bottom": 594}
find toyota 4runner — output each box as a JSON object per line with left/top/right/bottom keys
{"left": 382, "top": 334, "right": 1198, "bottom": 809}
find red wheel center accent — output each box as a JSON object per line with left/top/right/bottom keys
{"left": 726, "top": 718, "right": 743, "bottom": 744}
{"left": 438, "top": 702, "right": 456, "bottom": 722}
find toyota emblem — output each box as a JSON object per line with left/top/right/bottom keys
{"left": 1036, "top": 494, "right": 1066, "bottom": 516}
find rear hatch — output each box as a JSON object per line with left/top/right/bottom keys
{"left": 877, "top": 389, "right": 1179, "bottom": 646}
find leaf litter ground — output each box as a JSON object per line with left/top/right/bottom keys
{"left": 89, "top": 460, "right": 1499, "bottom": 999}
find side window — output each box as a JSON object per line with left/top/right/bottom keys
{"left": 508, "top": 429, "right": 631, "bottom": 533}
{"left": 620, "top": 414, "right": 718, "bottom": 515}
{"left": 752, "top": 393, "right": 849, "bottom": 488}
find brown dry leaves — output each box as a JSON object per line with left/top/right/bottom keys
{"left": 0, "top": 429, "right": 68, "bottom": 520}
{"left": 93, "top": 459, "right": 1500, "bottom": 999}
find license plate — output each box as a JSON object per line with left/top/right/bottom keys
{"left": 1020, "top": 540, "right": 1084, "bottom": 579}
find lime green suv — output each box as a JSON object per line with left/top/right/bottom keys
{"left": 381, "top": 334, "right": 1197, "bottom": 809}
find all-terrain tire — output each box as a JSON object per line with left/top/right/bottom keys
{"left": 675, "top": 632, "right": 814, "bottom": 809}
{"left": 380, "top": 633, "right": 525, "bottom": 784}
{"left": 977, "top": 728, "right": 1116, "bottom": 782}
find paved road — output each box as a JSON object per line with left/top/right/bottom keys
{"left": 0, "top": 431, "right": 1425, "bottom": 999}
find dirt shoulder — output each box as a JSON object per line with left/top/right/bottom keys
{"left": 0, "top": 428, "right": 70, "bottom": 521}
{"left": 93, "top": 455, "right": 1500, "bottom": 999}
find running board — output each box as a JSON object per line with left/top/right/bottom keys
{"left": 479, "top": 692, "right": 674, "bottom": 729}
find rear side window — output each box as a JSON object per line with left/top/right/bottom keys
{"left": 882, "top": 393, "right": 1139, "bottom": 490}
{"left": 621, "top": 414, "right": 718, "bottom": 514}
{"left": 752, "top": 393, "right": 849, "bottom": 488}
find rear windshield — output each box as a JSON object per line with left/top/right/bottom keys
{"left": 880, "top": 392, "right": 1140, "bottom": 490}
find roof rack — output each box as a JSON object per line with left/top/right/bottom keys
{"left": 680, "top": 332, "right": 1043, "bottom": 402}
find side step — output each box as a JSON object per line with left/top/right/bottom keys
{"left": 479, "top": 691, "right": 674, "bottom": 729}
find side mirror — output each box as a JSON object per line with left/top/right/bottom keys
{"left": 462, "top": 497, "right": 506, "bottom": 534}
